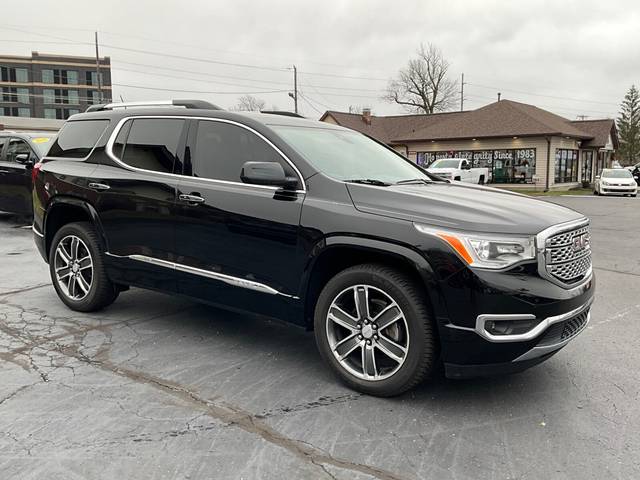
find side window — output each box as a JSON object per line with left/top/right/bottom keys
{"left": 0, "top": 137, "right": 7, "bottom": 160}
{"left": 192, "top": 120, "right": 296, "bottom": 184}
{"left": 5, "top": 139, "right": 31, "bottom": 163}
{"left": 119, "top": 118, "right": 185, "bottom": 174}
{"left": 48, "top": 120, "right": 109, "bottom": 158}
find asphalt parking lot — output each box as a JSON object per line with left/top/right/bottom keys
{"left": 0, "top": 195, "right": 638, "bottom": 480}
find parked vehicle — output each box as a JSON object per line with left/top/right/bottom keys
{"left": 632, "top": 169, "right": 640, "bottom": 188}
{"left": 0, "top": 132, "right": 54, "bottom": 216}
{"left": 425, "top": 158, "right": 488, "bottom": 184}
{"left": 33, "top": 100, "right": 595, "bottom": 397}
{"left": 625, "top": 161, "right": 640, "bottom": 173}
{"left": 593, "top": 168, "right": 637, "bottom": 197}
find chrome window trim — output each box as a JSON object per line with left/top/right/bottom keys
{"left": 104, "top": 115, "right": 306, "bottom": 193}
{"left": 42, "top": 119, "right": 111, "bottom": 162}
{"left": 536, "top": 217, "right": 591, "bottom": 288}
{"left": 446, "top": 296, "right": 594, "bottom": 343}
{"left": 105, "top": 252, "right": 298, "bottom": 299}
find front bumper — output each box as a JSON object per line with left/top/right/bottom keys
{"left": 436, "top": 267, "right": 595, "bottom": 378}
{"left": 600, "top": 185, "right": 637, "bottom": 195}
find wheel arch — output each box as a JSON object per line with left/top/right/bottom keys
{"left": 301, "top": 236, "right": 446, "bottom": 330}
{"left": 44, "top": 196, "right": 106, "bottom": 259}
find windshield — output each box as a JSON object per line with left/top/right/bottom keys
{"left": 429, "top": 159, "right": 461, "bottom": 169}
{"left": 29, "top": 136, "right": 54, "bottom": 157}
{"left": 272, "top": 126, "right": 430, "bottom": 183}
{"left": 602, "top": 169, "right": 632, "bottom": 178}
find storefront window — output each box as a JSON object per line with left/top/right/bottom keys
{"left": 582, "top": 150, "right": 594, "bottom": 183}
{"left": 417, "top": 148, "right": 536, "bottom": 184}
{"left": 555, "top": 149, "right": 578, "bottom": 183}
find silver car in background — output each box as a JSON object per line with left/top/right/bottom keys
{"left": 594, "top": 168, "right": 637, "bottom": 197}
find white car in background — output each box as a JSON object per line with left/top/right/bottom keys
{"left": 594, "top": 168, "right": 637, "bottom": 197}
{"left": 425, "top": 158, "right": 489, "bottom": 184}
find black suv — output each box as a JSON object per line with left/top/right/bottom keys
{"left": 0, "top": 132, "right": 54, "bottom": 216}
{"left": 32, "top": 100, "right": 595, "bottom": 396}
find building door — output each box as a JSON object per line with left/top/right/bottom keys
{"left": 581, "top": 150, "right": 594, "bottom": 184}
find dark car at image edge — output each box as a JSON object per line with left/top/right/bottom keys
{"left": 0, "top": 132, "right": 55, "bottom": 216}
{"left": 31, "top": 99, "right": 595, "bottom": 396}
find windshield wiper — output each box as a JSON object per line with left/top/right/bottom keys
{"left": 394, "top": 178, "right": 434, "bottom": 185}
{"left": 345, "top": 179, "right": 392, "bottom": 186}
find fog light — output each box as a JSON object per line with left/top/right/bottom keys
{"left": 485, "top": 319, "right": 540, "bottom": 336}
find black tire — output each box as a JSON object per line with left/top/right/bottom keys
{"left": 478, "top": 175, "right": 485, "bottom": 185}
{"left": 454, "top": 176, "right": 461, "bottom": 181}
{"left": 593, "top": 190, "right": 599, "bottom": 196}
{"left": 314, "top": 264, "right": 437, "bottom": 397}
{"left": 49, "top": 222, "right": 119, "bottom": 312}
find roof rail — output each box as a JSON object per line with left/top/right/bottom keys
{"left": 85, "top": 99, "right": 222, "bottom": 112}
{"left": 259, "top": 110, "right": 305, "bottom": 118}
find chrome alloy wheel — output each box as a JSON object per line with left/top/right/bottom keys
{"left": 326, "top": 285, "right": 410, "bottom": 381}
{"left": 54, "top": 235, "right": 93, "bottom": 301}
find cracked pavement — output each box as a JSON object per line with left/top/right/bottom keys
{"left": 1, "top": 196, "right": 639, "bottom": 480}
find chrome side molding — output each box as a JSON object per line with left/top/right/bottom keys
{"left": 105, "top": 252, "right": 297, "bottom": 299}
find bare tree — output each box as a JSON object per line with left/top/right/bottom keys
{"left": 232, "top": 95, "right": 266, "bottom": 112}
{"left": 384, "top": 43, "right": 458, "bottom": 114}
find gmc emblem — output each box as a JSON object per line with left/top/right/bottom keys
{"left": 572, "top": 233, "right": 590, "bottom": 252}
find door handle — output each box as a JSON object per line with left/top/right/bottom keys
{"left": 88, "top": 182, "right": 110, "bottom": 191}
{"left": 179, "top": 193, "right": 205, "bottom": 204}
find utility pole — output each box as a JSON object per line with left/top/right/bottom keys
{"left": 460, "top": 73, "right": 465, "bottom": 111}
{"left": 288, "top": 65, "right": 298, "bottom": 114}
{"left": 497, "top": 92, "right": 501, "bottom": 102}
{"left": 94, "top": 31, "right": 103, "bottom": 102}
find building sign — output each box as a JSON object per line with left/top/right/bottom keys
{"left": 417, "top": 148, "right": 536, "bottom": 184}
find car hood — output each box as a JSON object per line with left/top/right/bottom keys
{"left": 347, "top": 182, "right": 585, "bottom": 235}
{"left": 426, "top": 167, "right": 457, "bottom": 172}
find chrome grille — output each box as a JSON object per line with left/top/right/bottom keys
{"left": 544, "top": 223, "right": 592, "bottom": 285}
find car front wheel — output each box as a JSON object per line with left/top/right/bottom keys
{"left": 314, "top": 264, "right": 437, "bottom": 397}
{"left": 49, "top": 222, "right": 119, "bottom": 312}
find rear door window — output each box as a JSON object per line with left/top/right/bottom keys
{"left": 118, "top": 118, "right": 185, "bottom": 174}
{"left": 47, "top": 120, "right": 109, "bottom": 158}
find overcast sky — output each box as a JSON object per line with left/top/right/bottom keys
{"left": 2, "top": 0, "right": 638, "bottom": 119}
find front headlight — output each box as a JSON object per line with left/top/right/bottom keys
{"left": 414, "top": 224, "right": 536, "bottom": 269}
{"left": 601, "top": 181, "right": 610, "bottom": 186}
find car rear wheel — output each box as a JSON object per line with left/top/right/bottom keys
{"left": 49, "top": 222, "right": 119, "bottom": 312}
{"left": 314, "top": 264, "right": 437, "bottom": 397}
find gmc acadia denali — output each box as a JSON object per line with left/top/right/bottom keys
{"left": 32, "top": 100, "right": 595, "bottom": 397}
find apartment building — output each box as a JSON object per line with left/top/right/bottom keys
{"left": 0, "top": 51, "right": 112, "bottom": 120}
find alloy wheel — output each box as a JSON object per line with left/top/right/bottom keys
{"left": 326, "top": 284, "right": 410, "bottom": 381}
{"left": 54, "top": 235, "right": 93, "bottom": 301}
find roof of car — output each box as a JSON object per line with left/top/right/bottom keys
{"left": 68, "top": 107, "right": 347, "bottom": 131}
{"left": 0, "top": 131, "right": 56, "bottom": 139}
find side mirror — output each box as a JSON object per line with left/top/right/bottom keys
{"left": 461, "top": 162, "right": 471, "bottom": 170}
{"left": 595, "top": 175, "right": 600, "bottom": 180}
{"left": 15, "top": 153, "right": 34, "bottom": 168}
{"left": 240, "top": 161, "right": 298, "bottom": 189}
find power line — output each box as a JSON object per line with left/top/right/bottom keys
{"left": 466, "top": 82, "right": 620, "bottom": 107}
{"left": 297, "top": 92, "right": 323, "bottom": 115}
{"left": 112, "top": 83, "right": 289, "bottom": 95}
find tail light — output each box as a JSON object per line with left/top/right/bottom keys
{"left": 31, "top": 161, "right": 43, "bottom": 183}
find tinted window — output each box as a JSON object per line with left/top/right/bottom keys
{"left": 192, "top": 120, "right": 295, "bottom": 183}
{"left": 120, "top": 119, "right": 184, "bottom": 174}
{"left": 48, "top": 120, "right": 109, "bottom": 158}
{"left": 6, "top": 139, "right": 31, "bottom": 163}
